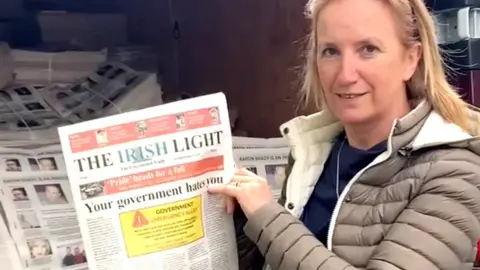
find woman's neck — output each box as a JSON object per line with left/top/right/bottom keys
{"left": 344, "top": 100, "right": 411, "bottom": 150}
{"left": 344, "top": 121, "right": 392, "bottom": 150}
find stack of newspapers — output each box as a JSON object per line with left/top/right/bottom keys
{"left": 11, "top": 49, "right": 107, "bottom": 85}
{"left": 0, "top": 93, "right": 289, "bottom": 270}
{"left": 0, "top": 62, "right": 163, "bottom": 146}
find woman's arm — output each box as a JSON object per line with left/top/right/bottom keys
{"left": 244, "top": 155, "right": 480, "bottom": 270}
{"left": 235, "top": 205, "right": 265, "bottom": 270}
{"left": 235, "top": 153, "right": 295, "bottom": 270}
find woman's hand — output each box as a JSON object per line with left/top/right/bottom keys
{"left": 208, "top": 168, "right": 273, "bottom": 219}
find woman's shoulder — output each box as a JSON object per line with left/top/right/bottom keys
{"left": 404, "top": 145, "right": 480, "bottom": 185}
{"left": 404, "top": 108, "right": 480, "bottom": 176}
{"left": 398, "top": 146, "right": 480, "bottom": 214}
{"left": 410, "top": 145, "right": 480, "bottom": 167}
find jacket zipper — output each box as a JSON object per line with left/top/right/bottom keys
{"left": 325, "top": 145, "right": 407, "bottom": 250}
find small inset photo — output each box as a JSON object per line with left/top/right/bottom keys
{"left": 175, "top": 114, "right": 186, "bottom": 129}
{"left": 95, "top": 128, "right": 108, "bottom": 144}
{"left": 136, "top": 120, "right": 148, "bottom": 136}
{"left": 27, "top": 238, "right": 52, "bottom": 259}
{"left": 17, "top": 210, "right": 41, "bottom": 229}
{"left": 17, "top": 119, "right": 42, "bottom": 129}
{"left": 59, "top": 243, "right": 87, "bottom": 266}
{"left": 264, "top": 164, "right": 287, "bottom": 189}
{"left": 11, "top": 186, "right": 29, "bottom": 201}
{"left": 28, "top": 157, "right": 58, "bottom": 171}
{"left": 14, "top": 87, "right": 32, "bottom": 96}
{"left": 39, "top": 157, "right": 58, "bottom": 171}
{"left": 24, "top": 102, "right": 46, "bottom": 111}
{"left": 209, "top": 107, "right": 219, "bottom": 123}
{"left": 4, "top": 158, "right": 22, "bottom": 172}
{"left": 34, "top": 184, "right": 68, "bottom": 205}
{"left": 79, "top": 182, "right": 104, "bottom": 200}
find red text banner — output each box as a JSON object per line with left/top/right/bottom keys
{"left": 103, "top": 155, "right": 223, "bottom": 195}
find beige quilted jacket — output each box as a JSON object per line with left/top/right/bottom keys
{"left": 241, "top": 100, "right": 480, "bottom": 270}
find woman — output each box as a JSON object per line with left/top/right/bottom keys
{"left": 28, "top": 238, "right": 52, "bottom": 259}
{"left": 209, "top": 0, "right": 480, "bottom": 269}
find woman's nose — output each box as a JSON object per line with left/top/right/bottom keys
{"left": 336, "top": 54, "right": 360, "bottom": 86}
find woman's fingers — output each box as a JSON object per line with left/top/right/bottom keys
{"left": 236, "top": 168, "right": 257, "bottom": 177}
{"left": 225, "top": 196, "right": 236, "bottom": 214}
{"left": 231, "top": 175, "right": 263, "bottom": 185}
{"left": 208, "top": 171, "right": 273, "bottom": 218}
{"left": 230, "top": 175, "right": 254, "bottom": 184}
{"left": 208, "top": 170, "right": 269, "bottom": 216}
{"left": 208, "top": 184, "right": 238, "bottom": 197}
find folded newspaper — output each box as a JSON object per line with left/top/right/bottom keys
{"left": 58, "top": 93, "right": 238, "bottom": 270}
{"left": 231, "top": 136, "right": 289, "bottom": 199}
{"left": 233, "top": 147, "right": 290, "bottom": 200}
{"left": 0, "top": 144, "right": 82, "bottom": 270}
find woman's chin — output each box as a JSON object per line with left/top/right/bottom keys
{"left": 336, "top": 113, "right": 371, "bottom": 125}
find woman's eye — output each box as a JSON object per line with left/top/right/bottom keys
{"left": 321, "top": 48, "right": 338, "bottom": 57}
{"left": 360, "top": 45, "right": 378, "bottom": 55}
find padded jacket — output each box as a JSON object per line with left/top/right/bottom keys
{"left": 236, "top": 100, "right": 480, "bottom": 270}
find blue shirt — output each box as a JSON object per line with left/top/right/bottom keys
{"left": 300, "top": 133, "right": 386, "bottom": 245}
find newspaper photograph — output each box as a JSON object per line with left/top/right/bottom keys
{"left": 0, "top": 144, "right": 87, "bottom": 270}
{"left": 233, "top": 147, "right": 290, "bottom": 200}
{"left": 58, "top": 93, "right": 238, "bottom": 270}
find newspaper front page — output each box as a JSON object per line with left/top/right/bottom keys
{"left": 58, "top": 93, "right": 238, "bottom": 270}
{"left": 233, "top": 147, "right": 290, "bottom": 200}
{"left": 0, "top": 144, "right": 87, "bottom": 270}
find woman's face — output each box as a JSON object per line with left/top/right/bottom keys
{"left": 316, "top": 0, "right": 420, "bottom": 125}
{"left": 30, "top": 240, "right": 49, "bottom": 258}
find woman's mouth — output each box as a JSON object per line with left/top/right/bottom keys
{"left": 336, "top": 93, "right": 367, "bottom": 99}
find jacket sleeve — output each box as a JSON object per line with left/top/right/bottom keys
{"left": 243, "top": 156, "right": 480, "bottom": 270}
{"left": 234, "top": 204, "right": 265, "bottom": 270}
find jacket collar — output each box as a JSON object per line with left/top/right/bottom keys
{"left": 280, "top": 99, "right": 480, "bottom": 155}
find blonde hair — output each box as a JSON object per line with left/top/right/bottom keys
{"left": 301, "top": 0, "right": 472, "bottom": 131}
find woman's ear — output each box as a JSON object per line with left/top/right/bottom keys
{"left": 403, "top": 42, "right": 422, "bottom": 81}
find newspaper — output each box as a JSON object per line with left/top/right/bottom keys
{"left": 232, "top": 136, "right": 287, "bottom": 149}
{"left": 41, "top": 62, "right": 162, "bottom": 123}
{"left": 58, "top": 93, "right": 238, "bottom": 270}
{"left": 12, "top": 49, "right": 107, "bottom": 85}
{"left": 40, "top": 62, "right": 138, "bottom": 122}
{"left": 0, "top": 84, "right": 68, "bottom": 145}
{"left": 0, "top": 144, "right": 87, "bottom": 269}
{"left": 0, "top": 63, "right": 163, "bottom": 145}
{"left": 233, "top": 147, "right": 290, "bottom": 200}
{"left": 0, "top": 84, "right": 62, "bottom": 126}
